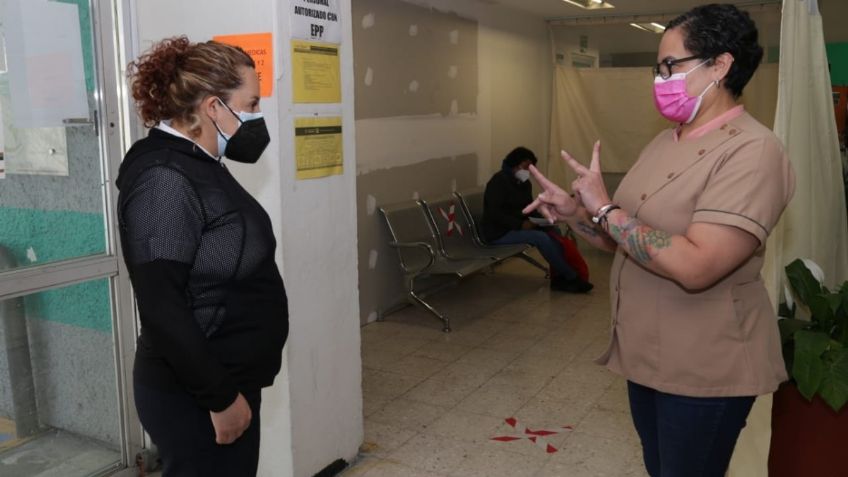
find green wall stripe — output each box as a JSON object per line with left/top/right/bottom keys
{"left": 0, "top": 208, "right": 110, "bottom": 332}
{"left": 23, "top": 279, "right": 112, "bottom": 333}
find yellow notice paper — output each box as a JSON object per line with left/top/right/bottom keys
{"left": 295, "top": 116, "right": 343, "bottom": 180}
{"left": 291, "top": 40, "right": 340, "bottom": 103}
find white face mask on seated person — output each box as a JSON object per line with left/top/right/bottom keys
{"left": 514, "top": 169, "right": 531, "bottom": 183}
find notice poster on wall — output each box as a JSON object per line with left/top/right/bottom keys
{"left": 0, "top": 73, "right": 69, "bottom": 176}
{"left": 3, "top": 0, "right": 89, "bottom": 128}
{"left": 213, "top": 32, "right": 274, "bottom": 98}
{"left": 291, "top": 0, "right": 342, "bottom": 44}
{"left": 291, "top": 40, "right": 341, "bottom": 103}
{"left": 295, "top": 116, "right": 343, "bottom": 180}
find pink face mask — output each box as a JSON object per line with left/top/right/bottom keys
{"left": 653, "top": 60, "right": 716, "bottom": 124}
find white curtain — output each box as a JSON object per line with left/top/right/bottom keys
{"left": 767, "top": 0, "right": 848, "bottom": 290}
{"left": 730, "top": 1, "right": 848, "bottom": 476}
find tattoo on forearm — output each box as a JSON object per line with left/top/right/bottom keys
{"left": 608, "top": 217, "right": 672, "bottom": 263}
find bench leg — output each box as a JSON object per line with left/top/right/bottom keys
{"left": 518, "top": 251, "right": 550, "bottom": 278}
{"left": 408, "top": 291, "right": 451, "bottom": 333}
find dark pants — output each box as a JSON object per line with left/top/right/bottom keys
{"left": 135, "top": 379, "right": 262, "bottom": 477}
{"left": 627, "top": 381, "right": 755, "bottom": 477}
{"left": 492, "top": 229, "right": 577, "bottom": 279}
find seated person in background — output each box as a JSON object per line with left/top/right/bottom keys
{"left": 482, "top": 147, "right": 593, "bottom": 293}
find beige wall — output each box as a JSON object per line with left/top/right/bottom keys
{"left": 353, "top": 0, "right": 552, "bottom": 325}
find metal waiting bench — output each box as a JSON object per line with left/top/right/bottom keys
{"left": 452, "top": 189, "right": 548, "bottom": 273}
{"left": 379, "top": 192, "right": 547, "bottom": 332}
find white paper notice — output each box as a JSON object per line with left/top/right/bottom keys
{"left": 0, "top": 72, "right": 70, "bottom": 176}
{"left": 3, "top": 0, "right": 89, "bottom": 128}
{"left": 291, "top": 0, "right": 342, "bottom": 44}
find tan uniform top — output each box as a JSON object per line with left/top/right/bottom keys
{"left": 597, "top": 111, "right": 796, "bottom": 397}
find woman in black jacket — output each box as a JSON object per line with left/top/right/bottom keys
{"left": 482, "top": 147, "right": 592, "bottom": 293}
{"left": 117, "top": 37, "right": 288, "bottom": 476}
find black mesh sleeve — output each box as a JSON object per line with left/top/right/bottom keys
{"left": 121, "top": 166, "right": 203, "bottom": 266}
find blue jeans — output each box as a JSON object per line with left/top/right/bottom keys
{"left": 492, "top": 229, "right": 576, "bottom": 280}
{"left": 627, "top": 381, "right": 755, "bottom": 477}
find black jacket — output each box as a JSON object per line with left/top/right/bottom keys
{"left": 481, "top": 169, "right": 534, "bottom": 243}
{"left": 117, "top": 128, "right": 288, "bottom": 411}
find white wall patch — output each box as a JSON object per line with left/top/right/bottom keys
{"left": 409, "top": 24, "right": 418, "bottom": 36}
{"left": 364, "top": 67, "right": 374, "bottom": 86}
{"left": 449, "top": 29, "right": 459, "bottom": 44}
{"left": 408, "top": 80, "right": 419, "bottom": 93}
{"left": 362, "top": 13, "right": 375, "bottom": 29}
{"left": 366, "top": 194, "right": 377, "bottom": 215}
{"left": 448, "top": 65, "right": 458, "bottom": 79}
{"left": 368, "top": 250, "right": 378, "bottom": 269}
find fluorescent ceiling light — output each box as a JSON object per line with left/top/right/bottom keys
{"left": 562, "top": 0, "right": 615, "bottom": 10}
{"left": 630, "top": 22, "right": 666, "bottom": 34}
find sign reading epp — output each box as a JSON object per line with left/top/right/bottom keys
{"left": 291, "top": 0, "right": 342, "bottom": 44}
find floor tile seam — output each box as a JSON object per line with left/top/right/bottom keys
{"left": 365, "top": 413, "right": 444, "bottom": 433}
{"left": 382, "top": 363, "right": 454, "bottom": 381}
{"left": 398, "top": 379, "right": 487, "bottom": 408}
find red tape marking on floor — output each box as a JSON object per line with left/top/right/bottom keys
{"left": 490, "top": 417, "right": 573, "bottom": 454}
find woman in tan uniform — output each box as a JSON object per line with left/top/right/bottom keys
{"left": 524, "top": 4, "right": 794, "bottom": 477}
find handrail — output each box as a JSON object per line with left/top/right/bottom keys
{"left": 387, "top": 241, "right": 436, "bottom": 275}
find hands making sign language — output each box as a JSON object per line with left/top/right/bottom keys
{"left": 522, "top": 141, "right": 610, "bottom": 223}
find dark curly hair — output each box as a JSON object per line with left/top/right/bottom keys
{"left": 666, "top": 4, "right": 763, "bottom": 99}
{"left": 128, "top": 36, "right": 255, "bottom": 134}
{"left": 502, "top": 147, "right": 538, "bottom": 170}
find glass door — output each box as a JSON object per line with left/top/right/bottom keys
{"left": 0, "top": 0, "right": 139, "bottom": 475}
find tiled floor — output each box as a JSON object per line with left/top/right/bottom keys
{"left": 343, "top": 248, "right": 649, "bottom": 477}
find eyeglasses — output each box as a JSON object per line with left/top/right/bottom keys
{"left": 653, "top": 55, "right": 703, "bottom": 80}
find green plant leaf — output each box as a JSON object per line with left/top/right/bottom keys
{"left": 794, "top": 352, "right": 826, "bottom": 401}
{"left": 794, "top": 330, "right": 830, "bottom": 355}
{"left": 826, "top": 294, "right": 843, "bottom": 315}
{"left": 820, "top": 349, "right": 848, "bottom": 412}
{"left": 836, "top": 303, "right": 848, "bottom": 346}
{"left": 778, "top": 318, "right": 809, "bottom": 344}
{"left": 786, "top": 259, "right": 823, "bottom": 307}
{"left": 792, "top": 330, "right": 830, "bottom": 400}
{"left": 807, "top": 294, "right": 835, "bottom": 328}
{"left": 840, "top": 288, "right": 848, "bottom": 345}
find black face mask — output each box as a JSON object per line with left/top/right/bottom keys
{"left": 213, "top": 98, "right": 271, "bottom": 164}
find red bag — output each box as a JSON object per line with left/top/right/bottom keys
{"left": 546, "top": 230, "right": 589, "bottom": 281}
